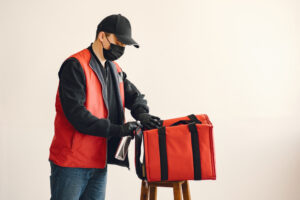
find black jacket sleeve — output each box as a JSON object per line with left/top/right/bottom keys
{"left": 58, "top": 58, "right": 121, "bottom": 138}
{"left": 122, "top": 71, "right": 150, "bottom": 119}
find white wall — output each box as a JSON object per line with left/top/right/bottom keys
{"left": 0, "top": 0, "right": 299, "bottom": 199}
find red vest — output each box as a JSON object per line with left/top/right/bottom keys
{"left": 49, "top": 48, "right": 125, "bottom": 168}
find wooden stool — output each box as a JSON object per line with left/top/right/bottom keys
{"left": 140, "top": 180, "right": 191, "bottom": 200}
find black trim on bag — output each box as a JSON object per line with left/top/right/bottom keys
{"left": 158, "top": 126, "right": 168, "bottom": 181}
{"left": 188, "top": 122, "right": 202, "bottom": 180}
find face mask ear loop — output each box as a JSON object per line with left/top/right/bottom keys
{"left": 104, "top": 34, "right": 112, "bottom": 50}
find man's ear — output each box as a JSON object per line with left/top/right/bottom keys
{"left": 97, "top": 31, "right": 104, "bottom": 43}
{"left": 97, "top": 31, "right": 103, "bottom": 42}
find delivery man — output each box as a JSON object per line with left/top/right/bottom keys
{"left": 48, "top": 14, "right": 162, "bottom": 200}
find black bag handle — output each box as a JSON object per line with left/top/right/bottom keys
{"left": 170, "top": 114, "right": 202, "bottom": 127}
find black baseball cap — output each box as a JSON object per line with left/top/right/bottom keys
{"left": 96, "top": 14, "right": 139, "bottom": 48}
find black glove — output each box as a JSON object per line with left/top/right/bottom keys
{"left": 135, "top": 113, "right": 162, "bottom": 130}
{"left": 120, "top": 121, "right": 139, "bottom": 138}
{"left": 108, "top": 121, "right": 139, "bottom": 139}
{"left": 119, "top": 121, "right": 139, "bottom": 138}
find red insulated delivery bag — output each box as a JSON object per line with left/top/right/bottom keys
{"left": 134, "top": 114, "right": 216, "bottom": 182}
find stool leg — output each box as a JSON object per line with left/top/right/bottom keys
{"left": 140, "top": 180, "right": 149, "bottom": 200}
{"left": 149, "top": 186, "right": 157, "bottom": 200}
{"left": 173, "top": 182, "right": 182, "bottom": 200}
{"left": 182, "top": 181, "right": 191, "bottom": 200}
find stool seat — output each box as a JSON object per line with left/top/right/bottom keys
{"left": 140, "top": 180, "right": 191, "bottom": 200}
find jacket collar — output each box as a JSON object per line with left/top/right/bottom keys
{"left": 87, "top": 43, "right": 124, "bottom": 124}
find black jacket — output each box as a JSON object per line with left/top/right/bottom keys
{"left": 57, "top": 43, "right": 149, "bottom": 169}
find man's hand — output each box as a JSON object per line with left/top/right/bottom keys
{"left": 135, "top": 113, "right": 162, "bottom": 130}
{"left": 119, "top": 121, "right": 139, "bottom": 137}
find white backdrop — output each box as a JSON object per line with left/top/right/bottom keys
{"left": 0, "top": 0, "right": 299, "bottom": 199}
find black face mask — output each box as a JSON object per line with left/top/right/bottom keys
{"left": 101, "top": 36, "right": 125, "bottom": 61}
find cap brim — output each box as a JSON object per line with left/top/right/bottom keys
{"left": 115, "top": 34, "right": 139, "bottom": 48}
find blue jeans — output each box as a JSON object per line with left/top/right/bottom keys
{"left": 49, "top": 160, "right": 108, "bottom": 200}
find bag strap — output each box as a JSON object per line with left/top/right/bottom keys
{"left": 188, "top": 122, "right": 202, "bottom": 180}
{"left": 188, "top": 114, "right": 202, "bottom": 124}
{"left": 134, "top": 126, "right": 146, "bottom": 180}
{"left": 158, "top": 126, "right": 169, "bottom": 181}
{"left": 170, "top": 114, "right": 202, "bottom": 127}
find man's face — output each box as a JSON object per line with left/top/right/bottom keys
{"left": 100, "top": 32, "right": 126, "bottom": 50}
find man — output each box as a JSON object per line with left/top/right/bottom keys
{"left": 48, "top": 14, "right": 162, "bottom": 200}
